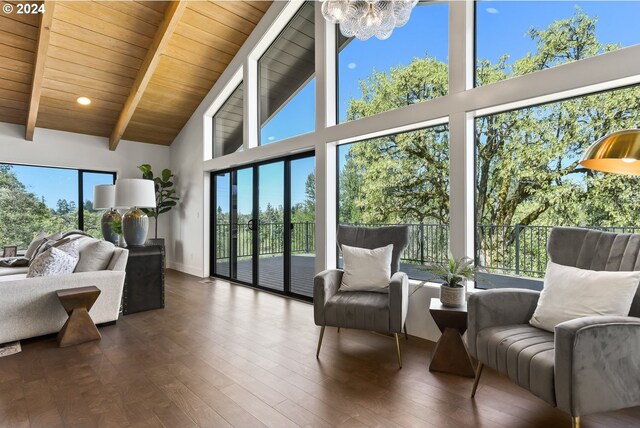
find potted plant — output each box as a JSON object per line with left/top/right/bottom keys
{"left": 137, "top": 164, "right": 180, "bottom": 245}
{"left": 108, "top": 217, "right": 124, "bottom": 247}
{"left": 421, "top": 254, "right": 475, "bottom": 307}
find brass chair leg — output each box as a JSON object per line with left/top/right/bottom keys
{"left": 471, "top": 362, "right": 484, "bottom": 398}
{"left": 395, "top": 333, "right": 402, "bottom": 369}
{"left": 572, "top": 416, "right": 580, "bottom": 428}
{"left": 403, "top": 322, "right": 408, "bottom": 340}
{"left": 316, "top": 326, "right": 325, "bottom": 358}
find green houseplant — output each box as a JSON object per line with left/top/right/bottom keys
{"left": 138, "top": 164, "right": 180, "bottom": 240}
{"left": 420, "top": 254, "right": 475, "bottom": 307}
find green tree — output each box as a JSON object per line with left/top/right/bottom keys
{"left": 340, "top": 9, "right": 639, "bottom": 275}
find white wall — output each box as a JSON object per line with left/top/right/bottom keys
{"left": 0, "top": 122, "right": 172, "bottom": 260}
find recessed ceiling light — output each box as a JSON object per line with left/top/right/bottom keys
{"left": 77, "top": 97, "right": 91, "bottom": 105}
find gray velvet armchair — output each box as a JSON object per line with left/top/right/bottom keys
{"left": 314, "top": 225, "right": 409, "bottom": 368}
{"left": 468, "top": 227, "right": 640, "bottom": 428}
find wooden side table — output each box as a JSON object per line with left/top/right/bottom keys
{"left": 56, "top": 286, "right": 101, "bottom": 348}
{"left": 428, "top": 298, "right": 475, "bottom": 377}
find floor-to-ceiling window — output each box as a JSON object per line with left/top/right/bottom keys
{"left": 0, "top": 164, "right": 116, "bottom": 249}
{"left": 212, "top": 153, "right": 316, "bottom": 299}
{"left": 204, "top": 0, "right": 640, "bottom": 295}
{"left": 337, "top": 125, "right": 449, "bottom": 280}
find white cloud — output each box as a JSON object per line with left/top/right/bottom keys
{"left": 268, "top": 136, "right": 275, "bottom": 141}
{"left": 486, "top": 7, "right": 499, "bottom": 14}
{"left": 347, "top": 62, "right": 357, "bottom": 70}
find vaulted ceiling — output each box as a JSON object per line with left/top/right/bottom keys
{"left": 0, "top": 0, "right": 271, "bottom": 149}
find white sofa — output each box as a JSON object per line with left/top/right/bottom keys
{"left": 0, "top": 243, "right": 128, "bottom": 344}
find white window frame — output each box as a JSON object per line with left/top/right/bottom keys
{"left": 202, "top": 0, "right": 640, "bottom": 283}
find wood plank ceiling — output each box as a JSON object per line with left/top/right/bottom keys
{"left": 0, "top": 0, "right": 271, "bottom": 149}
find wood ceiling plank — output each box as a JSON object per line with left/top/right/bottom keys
{"left": 180, "top": 8, "right": 247, "bottom": 48}
{"left": 174, "top": 20, "right": 242, "bottom": 57}
{"left": 51, "top": 20, "right": 149, "bottom": 60}
{"left": 38, "top": 103, "right": 119, "bottom": 125}
{"left": 0, "top": 88, "right": 29, "bottom": 103}
{"left": 127, "top": 117, "right": 181, "bottom": 135}
{"left": 0, "top": 107, "right": 26, "bottom": 124}
{"left": 137, "top": 1, "right": 170, "bottom": 14}
{"left": 45, "top": 57, "right": 134, "bottom": 89}
{"left": 36, "top": 112, "right": 112, "bottom": 137}
{"left": 214, "top": 1, "right": 265, "bottom": 25}
{"left": 56, "top": 2, "right": 152, "bottom": 49}
{"left": 188, "top": 2, "right": 254, "bottom": 36}
{"left": 0, "top": 78, "right": 30, "bottom": 94}
{"left": 121, "top": 129, "right": 173, "bottom": 145}
{"left": 246, "top": 1, "right": 272, "bottom": 13}
{"left": 25, "top": 0, "right": 53, "bottom": 141}
{"left": 41, "top": 79, "right": 127, "bottom": 105}
{"left": 151, "top": 72, "right": 220, "bottom": 94}
{"left": 164, "top": 43, "right": 227, "bottom": 74}
{"left": 0, "top": 43, "right": 35, "bottom": 64}
{"left": 0, "top": 57, "right": 33, "bottom": 76}
{"left": 155, "top": 55, "right": 219, "bottom": 83}
{"left": 49, "top": 33, "right": 143, "bottom": 70}
{"left": 0, "top": 97, "right": 28, "bottom": 112}
{"left": 58, "top": 2, "right": 158, "bottom": 41}
{"left": 125, "top": 109, "right": 188, "bottom": 130}
{"left": 0, "top": 15, "right": 38, "bottom": 40}
{"left": 0, "top": 30, "right": 38, "bottom": 52}
{"left": 0, "top": 67, "right": 32, "bottom": 86}
{"left": 40, "top": 88, "right": 124, "bottom": 112}
{"left": 47, "top": 45, "right": 139, "bottom": 80}
{"left": 104, "top": 1, "right": 164, "bottom": 27}
{"left": 153, "top": 65, "right": 217, "bottom": 92}
{"left": 147, "top": 74, "right": 210, "bottom": 98}
{"left": 1, "top": 2, "right": 40, "bottom": 27}
{"left": 43, "top": 68, "right": 131, "bottom": 96}
{"left": 171, "top": 32, "right": 235, "bottom": 65}
{"left": 109, "top": 0, "right": 187, "bottom": 150}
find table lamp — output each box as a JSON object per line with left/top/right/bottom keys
{"left": 115, "top": 179, "right": 156, "bottom": 247}
{"left": 93, "top": 184, "right": 121, "bottom": 244}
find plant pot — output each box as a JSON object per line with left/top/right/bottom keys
{"left": 440, "top": 284, "right": 466, "bottom": 307}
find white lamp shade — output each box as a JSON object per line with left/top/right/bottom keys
{"left": 115, "top": 179, "right": 156, "bottom": 208}
{"left": 93, "top": 184, "right": 116, "bottom": 209}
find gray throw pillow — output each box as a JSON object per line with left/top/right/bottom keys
{"left": 75, "top": 240, "right": 115, "bottom": 272}
{"left": 24, "top": 231, "right": 47, "bottom": 259}
{"left": 27, "top": 246, "right": 79, "bottom": 278}
{"left": 31, "top": 237, "right": 72, "bottom": 261}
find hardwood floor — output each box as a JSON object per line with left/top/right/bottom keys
{"left": 1, "top": 269, "right": 638, "bottom": 428}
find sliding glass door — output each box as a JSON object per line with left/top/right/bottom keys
{"left": 211, "top": 153, "right": 315, "bottom": 299}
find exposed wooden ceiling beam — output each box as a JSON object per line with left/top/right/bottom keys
{"left": 25, "top": 1, "right": 55, "bottom": 141}
{"left": 109, "top": 0, "right": 187, "bottom": 151}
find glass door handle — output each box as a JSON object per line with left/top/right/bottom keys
{"left": 247, "top": 219, "right": 257, "bottom": 231}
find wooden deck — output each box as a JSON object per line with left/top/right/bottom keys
{"left": 215, "top": 255, "right": 429, "bottom": 298}
{"left": 0, "top": 269, "right": 638, "bottom": 427}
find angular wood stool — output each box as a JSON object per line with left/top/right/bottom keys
{"left": 56, "top": 286, "right": 102, "bottom": 347}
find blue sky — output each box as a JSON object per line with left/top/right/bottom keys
{"left": 7, "top": 164, "right": 114, "bottom": 210}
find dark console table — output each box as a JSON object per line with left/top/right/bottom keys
{"left": 123, "top": 244, "right": 165, "bottom": 315}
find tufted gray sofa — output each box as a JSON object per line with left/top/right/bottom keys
{"left": 468, "top": 227, "right": 640, "bottom": 428}
{"left": 314, "top": 225, "right": 409, "bottom": 368}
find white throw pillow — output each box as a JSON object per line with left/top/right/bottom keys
{"left": 27, "top": 246, "right": 79, "bottom": 278}
{"left": 529, "top": 261, "right": 640, "bottom": 332}
{"left": 339, "top": 244, "right": 393, "bottom": 292}
{"left": 75, "top": 240, "right": 115, "bottom": 272}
